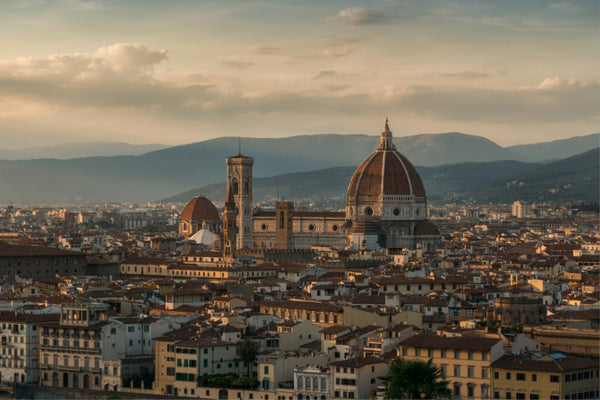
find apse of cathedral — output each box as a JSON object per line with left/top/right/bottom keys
{"left": 180, "top": 120, "right": 441, "bottom": 252}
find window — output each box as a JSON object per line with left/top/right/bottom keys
{"left": 531, "top": 374, "right": 536, "bottom": 382}
{"left": 482, "top": 352, "right": 488, "bottom": 361}
{"left": 467, "top": 385, "right": 474, "bottom": 398}
{"left": 264, "top": 366, "right": 269, "bottom": 375}
{"left": 481, "top": 368, "right": 487, "bottom": 379}
{"left": 454, "top": 385, "right": 460, "bottom": 396}
{"left": 506, "top": 392, "right": 512, "bottom": 400}
{"left": 506, "top": 372, "right": 511, "bottom": 380}
{"left": 468, "top": 351, "right": 473, "bottom": 360}
{"left": 516, "top": 393, "right": 525, "bottom": 400}
{"left": 127, "top": 326, "right": 135, "bottom": 332}
{"left": 550, "top": 375, "right": 559, "bottom": 383}
{"left": 455, "top": 350, "right": 460, "bottom": 359}
{"left": 454, "top": 365, "right": 460, "bottom": 377}
{"left": 494, "top": 392, "right": 500, "bottom": 399}
{"left": 530, "top": 394, "right": 539, "bottom": 400}
{"left": 517, "top": 373, "right": 525, "bottom": 381}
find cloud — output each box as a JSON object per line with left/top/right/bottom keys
{"left": 519, "top": 76, "right": 581, "bottom": 90}
{"left": 0, "top": 43, "right": 168, "bottom": 81}
{"left": 313, "top": 70, "right": 338, "bottom": 80}
{"left": 441, "top": 71, "right": 490, "bottom": 79}
{"left": 549, "top": 2, "right": 581, "bottom": 12}
{"left": 221, "top": 60, "right": 254, "bottom": 69}
{"left": 1, "top": 44, "right": 596, "bottom": 140}
{"left": 0, "top": 43, "right": 219, "bottom": 113}
{"left": 247, "top": 45, "right": 282, "bottom": 55}
{"left": 291, "top": 36, "right": 362, "bottom": 62}
{"left": 326, "top": 7, "right": 394, "bottom": 25}
{"left": 387, "top": 79, "right": 599, "bottom": 123}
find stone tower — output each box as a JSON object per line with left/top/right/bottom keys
{"left": 275, "top": 201, "right": 294, "bottom": 250}
{"left": 226, "top": 152, "right": 254, "bottom": 249}
{"left": 223, "top": 183, "right": 237, "bottom": 261}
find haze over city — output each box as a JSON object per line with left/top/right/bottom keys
{"left": 0, "top": 0, "right": 598, "bottom": 149}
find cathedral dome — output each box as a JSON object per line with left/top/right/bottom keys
{"left": 181, "top": 197, "right": 219, "bottom": 222}
{"left": 347, "top": 120, "right": 426, "bottom": 199}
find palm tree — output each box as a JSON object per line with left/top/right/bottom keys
{"left": 237, "top": 339, "right": 258, "bottom": 377}
{"left": 380, "top": 358, "right": 451, "bottom": 400}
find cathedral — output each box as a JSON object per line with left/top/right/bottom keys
{"left": 179, "top": 120, "right": 440, "bottom": 252}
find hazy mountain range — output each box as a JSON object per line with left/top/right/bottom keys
{"left": 0, "top": 132, "right": 597, "bottom": 205}
{"left": 164, "top": 148, "right": 599, "bottom": 206}
{"left": 0, "top": 142, "right": 168, "bottom": 160}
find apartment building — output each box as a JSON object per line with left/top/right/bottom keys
{"left": 329, "top": 357, "right": 388, "bottom": 400}
{"left": 39, "top": 302, "right": 125, "bottom": 391}
{"left": 397, "top": 334, "right": 504, "bottom": 399}
{"left": 0, "top": 312, "right": 59, "bottom": 384}
{"left": 491, "top": 353, "right": 599, "bottom": 400}
{"left": 154, "top": 325, "right": 239, "bottom": 397}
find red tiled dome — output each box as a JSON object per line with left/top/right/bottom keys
{"left": 181, "top": 197, "right": 219, "bottom": 222}
{"left": 347, "top": 122, "right": 426, "bottom": 199}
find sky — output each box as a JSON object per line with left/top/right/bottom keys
{"left": 0, "top": 0, "right": 598, "bottom": 149}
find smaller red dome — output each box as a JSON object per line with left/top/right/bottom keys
{"left": 181, "top": 197, "right": 219, "bottom": 222}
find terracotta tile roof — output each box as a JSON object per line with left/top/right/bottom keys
{"left": 398, "top": 334, "right": 501, "bottom": 351}
{"left": 330, "top": 356, "right": 385, "bottom": 368}
{"left": 492, "top": 353, "right": 598, "bottom": 372}
{"left": 0, "top": 241, "right": 83, "bottom": 257}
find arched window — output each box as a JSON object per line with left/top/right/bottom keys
{"left": 297, "top": 376, "right": 303, "bottom": 390}
{"left": 280, "top": 211, "right": 285, "bottom": 229}
{"left": 244, "top": 180, "right": 249, "bottom": 195}
{"left": 232, "top": 178, "right": 239, "bottom": 195}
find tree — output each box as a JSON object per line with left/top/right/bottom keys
{"left": 380, "top": 358, "right": 451, "bottom": 400}
{"left": 237, "top": 339, "right": 258, "bottom": 377}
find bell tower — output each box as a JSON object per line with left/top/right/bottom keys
{"left": 223, "top": 183, "right": 237, "bottom": 261}
{"left": 226, "top": 150, "right": 254, "bottom": 249}
{"left": 275, "top": 201, "right": 294, "bottom": 250}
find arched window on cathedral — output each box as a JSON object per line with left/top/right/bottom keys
{"left": 280, "top": 211, "right": 285, "bottom": 229}
{"left": 244, "top": 180, "right": 249, "bottom": 195}
{"left": 232, "top": 178, "right": 239, "bottom": 195}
